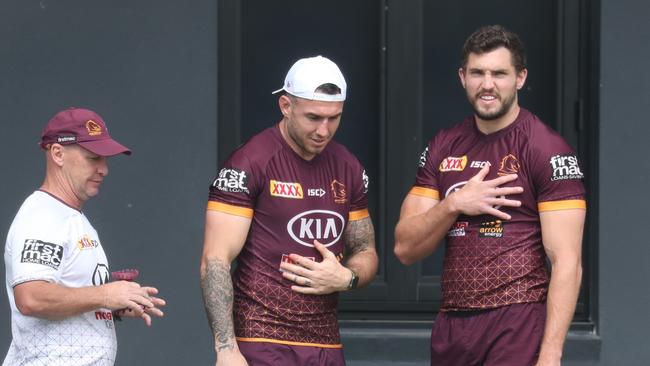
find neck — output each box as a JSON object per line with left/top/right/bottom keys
{"left": 475, "top": 104, "right": 521, "bottom": 135}
{"left": 278, "top": 120, "right": 316, "bottom": 161}
{"left": 40, "top": 174, "right": 84, "bottom": 210}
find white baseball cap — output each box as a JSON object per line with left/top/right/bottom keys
{"left": 272, "top": 55, "right": 347, "bottom": 102}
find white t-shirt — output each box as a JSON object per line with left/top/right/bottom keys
{"left": 3, "top": 191, "right": 117, "bottom": 366}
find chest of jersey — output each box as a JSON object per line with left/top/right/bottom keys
{"left": 59, "top": 215, "right": 110, "bottom": 287}
{"left": 434, "top": 134, "right": 538, "bottom": 222}
{"left": 251, "top": 155, "right": 354, "bottom": 259}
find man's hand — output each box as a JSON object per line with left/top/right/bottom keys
{"left": 279, "top": 240, "right": 351, "bottom": 295}
{"left": 395, "top": 164, "right": 524, "bottom": 265}
{"left": 102, "top": 281, "right": 160, "bottom": 316}
{"left": 446, "top": 164, "right": 524, "bottom": 219}
{"left": 216, "top": 349, "right": 249, "bottom": 366}
{"left": 112, "top": 286, "right": 166, "bottom": 326}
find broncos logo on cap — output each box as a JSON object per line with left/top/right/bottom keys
{"left": 85, "top": 120, "right": 103, "bottom": 136}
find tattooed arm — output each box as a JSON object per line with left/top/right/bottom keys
{"left": 342, "top": 216, "right": 378, "bottom": 288}
{"left": 200, "top": 210, "right": 251, "bottom": 366}
{"left": 279, "top": 216, "right": 378, "bottom": 294}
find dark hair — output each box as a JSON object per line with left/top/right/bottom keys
{"left": 461, "top": 25, "right": 527, "bottom": 72}
{"left": 284, "top": 83, "right": 342, "bottom": 100}
{"left": 314, "top": 83, "right": 341, "bottom": 95}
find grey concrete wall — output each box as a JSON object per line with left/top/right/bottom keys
{"left": 597, "top": 0, "right": 650, "bottom": 365}
{"left": 0, "top": 1, "right": 217, "bottom": 364}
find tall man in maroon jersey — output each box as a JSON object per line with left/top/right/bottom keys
{"left": 395, "top": 25, "right": 586, "bottom": 366}
{"left": 201, "top": 56, "right": 378, "bottom": 366}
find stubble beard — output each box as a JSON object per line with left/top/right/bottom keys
{"left": 470, "top": 91, "right": 516, "bottom": 121}
{"left": 286, "top": 121, "right": 316, "bottom": 158}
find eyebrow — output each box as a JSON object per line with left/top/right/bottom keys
{"left": 467, "top": 67, "right": 510, "bottom": 74}
{"left": 306, "top": 112, "right": 342, "bottom": 119}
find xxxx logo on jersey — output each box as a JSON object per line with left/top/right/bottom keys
{"left": 439, "top": 156, "right": 467, "bottom": 172}
{"left": 270, "top": 180, "right": 304, "bottom": 199}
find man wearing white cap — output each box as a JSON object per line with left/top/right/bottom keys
{"left": 201, "top": 56, "right": 378, "bottom": 365}
{"left": 3, "top": 107, "right": 166, "bottom": 365}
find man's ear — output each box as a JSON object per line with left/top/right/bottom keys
{"left": 49, "top": 144, "right": 65, "bottom": 167}
{"left": 278, "top": 95, "right": 293, "bottom": 117}
{"left": 516, "top": 68, "right": 528, "bottom": 90}
{"left": 458, "top": 67, "right": 467, "bottom": 89}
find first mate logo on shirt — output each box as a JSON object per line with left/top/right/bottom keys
{"left": 20, "top": 239, "right": 64, "bottom": 269}
{"left": 549, "top": 154, "right": 584, "bottom": 181}
{"left": 213, "top": 168, "right": 250, "bottom": 194}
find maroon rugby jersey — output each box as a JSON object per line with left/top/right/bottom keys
{"left": 207, "top": 124, "right": 369, "bottom": 348}
{"left": 412, "top": 108, "right": 586, "bottom": 311}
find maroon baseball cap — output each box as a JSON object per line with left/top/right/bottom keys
{"left": 40, "top": 107, "right": 131, "bottom": 156}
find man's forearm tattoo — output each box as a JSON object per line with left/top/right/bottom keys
{"left": 201, "top": 258, "right": 236, "bottom": 353}
{"left": 344, "top": 217, "right": 376, "bottom": 257}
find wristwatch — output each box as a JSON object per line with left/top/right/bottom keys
{"left": 347, "top": 268, "right": 359, "bottom": 290}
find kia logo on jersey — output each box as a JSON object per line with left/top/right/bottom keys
{"left": 287, "top": 210, "right": 345, "bottom": 247}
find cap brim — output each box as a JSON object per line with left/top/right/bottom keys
{"left": 271, "top": 87, "right": 284, "bottom": 95}
{"left": 78, "top": 139, "right": 132, "bottom": 157}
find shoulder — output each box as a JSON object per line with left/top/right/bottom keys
{"left": 8, "top": 192, "right": 78, "bottom": 241}
{"left": 225, "top": 126, "right": 284, "bottom": 169}
{"left": 15, "top": 192, "right": 78, "bottom": 223}
{"left": 323, "top": 140, "right": 364, "bottom": 169}
{"left": 426, "top": 117, "right": 474, "bottom": 150}
{"left": 515, "top": 109, "right": 574, "bottom": 153}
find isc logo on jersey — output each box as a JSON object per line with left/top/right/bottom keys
{"left": 270, "top": 180, "right": 304, "bottom": 199}
{"left": 213, "top": 168, "right": 250, "bottom": 194}
{"left": 287, "top": 210, "right": 345, "bottom": 247}
{"left": 20, "top": 239, "right": 64, "bottom": 269}
{"left": 439, "top": 156, "right": 467, "bottom": 172}
{"left": 470, "top": 161, "right": 490, "bottom": 169}
{"left": 549, "top": 154, "right": 584, "bottom": 181}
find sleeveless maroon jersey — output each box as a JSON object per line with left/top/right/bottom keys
{"left": 412, "top": 108, "right": 586, "bottom": 311}
{"left": 208, "top": 125, "right": 369, "bottom": 348}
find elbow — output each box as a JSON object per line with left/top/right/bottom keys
{"left": 394, "top": 242, "right": 416, "bottom": 266}
{"left": 15, "top": 297, "right": 44, "bottom": 318}
{"left": 15, "top": 300, "right": 33, "bottom": 317}
{"left": 550, "top": 255, "right": 583, "bottom": 283}
{"left": 393, "top": 226, "right": 414, "bottom": 266}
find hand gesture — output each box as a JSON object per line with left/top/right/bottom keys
{"left": 447, "top": 164, "right": 524, "bottom": 219}
{"left": 112, "top": 286, "right": 166, "bottom": 326}
{"left": 279, "top": 240, "right": 351, "bottom": 295}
